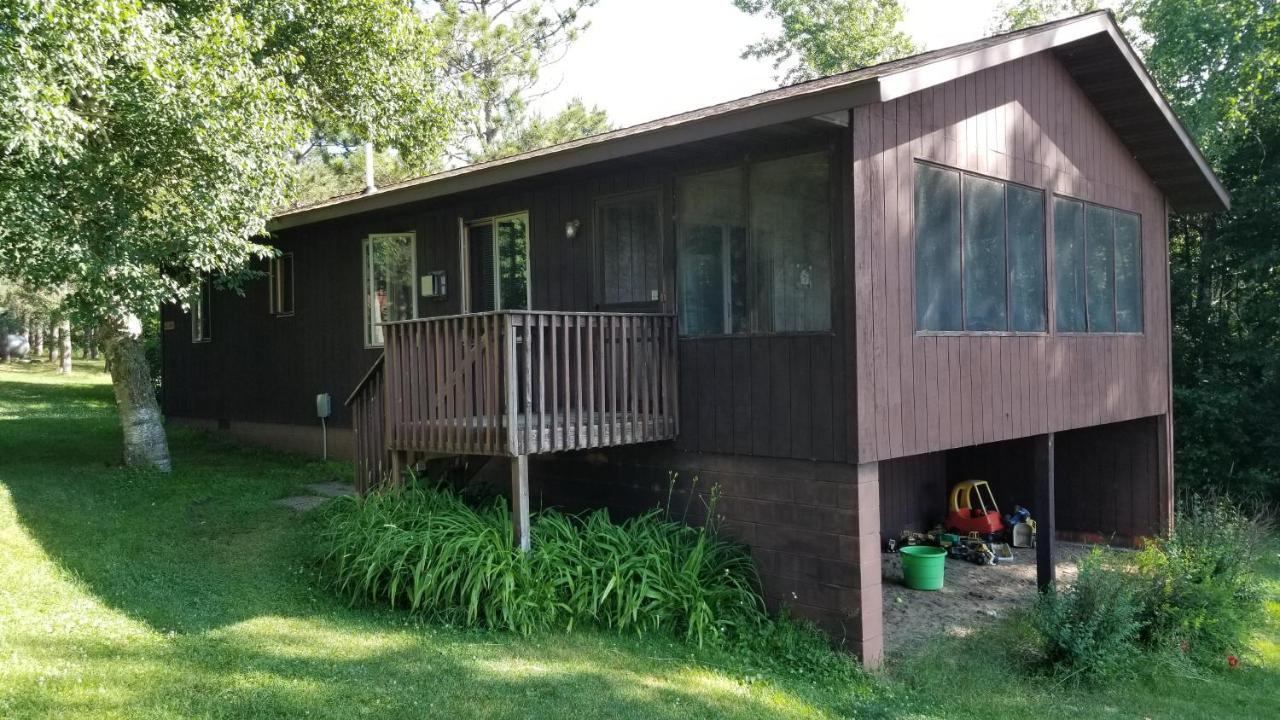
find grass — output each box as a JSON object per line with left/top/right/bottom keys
{"left": 1, "top": 358, "right": 1277, "bottom": 719}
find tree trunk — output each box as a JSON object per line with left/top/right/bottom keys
{"left": 57, "top": 319, "right": 72, "bottom": 374}
{"left": 31, "top": 323, "right": 43, "bottom": 358}
{"left": 101, "top": 316, "right": 171, "bottom": 471}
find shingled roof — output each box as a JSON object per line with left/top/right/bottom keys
{"left": 270, "top": 10, "right": 1227, "bottom": 231}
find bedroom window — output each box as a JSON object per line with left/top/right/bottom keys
{"left": 191, "top": 276, "right": 212, "bottom": 343}
{"left": 914, "top": 162, "right": 1046, "bottom": 332}
{"left": 1053, "top": 198, "right": 1142, "bottom": 333}
{"left": 363, "top": 233, "right": 417, "bottom": 347}
{"left": 676, "top": 150, "right": 831, "bottom": 336}
{"left": 268, "top": 253, "right": 294, "bottom": 316}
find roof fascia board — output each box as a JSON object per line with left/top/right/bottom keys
{"left": 875, "top": 13, "right": 1111, "bottom": 102}
{"left": 270, "top": 80, "right": 880, "bottom": 231}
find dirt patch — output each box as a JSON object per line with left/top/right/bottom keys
{"left": 881, "top": 543, "right": 1098, "bottom": 655}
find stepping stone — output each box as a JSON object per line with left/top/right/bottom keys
{"left": 305, "top": 481, "right": 356, "bottom": 498}
{"left": 275, "top": 495, "right": 329, "bottom": 512}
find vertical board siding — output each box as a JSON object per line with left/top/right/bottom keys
{"left": 163, "top": 127, "right": 853, "bottom": 464}
{"left": 853, "top": 51, "right": 1170, "bottom": 463}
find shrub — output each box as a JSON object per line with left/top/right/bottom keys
{"left": 1029, "top": 548, "right": 1144, "bottom": 682}
{"left": 1135, "top": 496, "right": 1269, "bottom": 660}
{"left": 1026, "top": 497, "right": 1270, "bottom": 682}
{"left": 316, "top": 482, "right": 765, "bottom": 645}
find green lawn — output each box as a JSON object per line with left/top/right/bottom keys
{"left": 1, "top": 360, "right": 1277, "bottom": 719}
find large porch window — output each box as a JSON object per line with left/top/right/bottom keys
{"left": 363, "top": 233, "right": 417, "bottom": 347}
{"left": 676, "top": 151, "right": 831, "bottom": 336}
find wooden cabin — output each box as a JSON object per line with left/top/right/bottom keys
{"left": 160, "top": 11, "right": 1228, "bottom": 666}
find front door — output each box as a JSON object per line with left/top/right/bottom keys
{"left": 465, "top": 212, "right": 530, "bottom": 312}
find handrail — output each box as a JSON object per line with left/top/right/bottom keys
{"left": 344, "top": 354, "right": 386, "bottom": 406}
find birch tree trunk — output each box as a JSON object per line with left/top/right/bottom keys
{"left": 101, "top": 315, "right": 171, "bottom": 471}
{"left": 57, "top": 318, "right": 72, "bottom": 374}
{"left": 31, "top": 323, "right": 43, "bottom": 357}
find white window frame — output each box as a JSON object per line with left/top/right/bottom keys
{"left": 462, "top": 211, "right": 532, "bottom": 312}
{"left": 191, "top": 277, "right": 212, "bottom": 343}
{"left": 268, "top": 253, "right": 295, "bottom": 317}
{"left": 362, "top": 232, "right": 418, "bottom": 348}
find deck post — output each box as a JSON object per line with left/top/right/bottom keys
{"left": 1033, "top": 433, "right": 1056, "bottom": 592}
{"left": 389, "top": 450, "right": 406, "bottom": 488}
{"left": 510, "top": 454, "right": 530, "bottom": 552}
{"left": 1155, "top": 413, "right": 1174, "bottom": 536}
{"left": 853, "top": 461, "right": 883, "bottom": 669}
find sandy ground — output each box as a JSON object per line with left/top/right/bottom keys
{"left": 881, "top": 542, "right": 1096, "bottom": 654}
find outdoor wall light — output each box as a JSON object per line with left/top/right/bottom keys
{"left": 565, "top": 219, "right": 580, "bottom": 240}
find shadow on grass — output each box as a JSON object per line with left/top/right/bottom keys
{"left": 0, "top": 373, "right": 885, "bottom": 720}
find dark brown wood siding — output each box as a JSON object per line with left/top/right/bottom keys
{"left": 162, "top": 124, "right": 855, "bottom": 462}
{"left": 853, "top": 50, "right": 1171, "bottom": 464}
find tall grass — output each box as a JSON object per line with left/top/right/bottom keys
{"left": 316, "top": 483, "right": 766, "bottom": 645}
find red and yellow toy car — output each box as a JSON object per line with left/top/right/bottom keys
{"left": 946, "top": 480, "right": 1005, "bottom": 536}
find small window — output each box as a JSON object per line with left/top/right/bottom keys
{"left": 269, "top": 253, "right": 294, "bottom": 316}
{"left": 363, "top": 233, "right": 417, "bottom": 347}
{"left": 597, "top": 191, "right": 662, "bottom": 307}
{"left": 1053, "top": 198, "right": 1142, "bottom": 333}
{"left": 191, "top": 276, "right": 212, "bottom": 343}
{"left": 676, "top": 151, "right": 831, "bottom": 336}
{"left": 914, "top": 163, "right": 1046, "bottom": 332}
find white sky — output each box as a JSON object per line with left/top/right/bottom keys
{"left": 533, "top": 0, "right": 1006, "bottom": 128}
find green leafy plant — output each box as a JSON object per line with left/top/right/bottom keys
{"left": 1135, "top": 496, "right": 1269, "bottom": 660}
{"left": 316, "top": 481, "right": 765, "bottom": 646}
{"left": 1029, "top": 548, "right": 1145, "bottom": 682}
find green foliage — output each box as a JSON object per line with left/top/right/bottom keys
{"left": 317, "top": 483, "right": 766, "bottom": 646}
{"left": 1030, "top": 499, "right": 1270, "bottom": 682}
{"left": 1135, "top": 496, "right": 1269, "bottom": 659}
{"left": 987, "top": 0, "right": 1101, "bottom": 34}
{"left": 1120, "top": 0, "right": 1280, "bottom": 502}
{"left": 0, "top": 0, "right": 452, "bottom": 324}
{"left": 1029, "top": 548, "right": 1145, "bottom": 682}
{"left": 433, "top": 0, "right": 601, "bottom": 163}
{"left": 732, "top": 0, "right": 918, "bottom": 84}
{"left": 471, "top": 97, "right": 612, "bottom": 163}
{"left": 0, "top": 366, "right": 878, "bottom": 720}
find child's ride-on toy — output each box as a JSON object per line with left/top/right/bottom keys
{"left": 946, "top": 480, "right": 1005, "bottom": 537}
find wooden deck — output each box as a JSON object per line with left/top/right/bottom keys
{"left": 346, "top": 310, "right": 679, "bottom": 492}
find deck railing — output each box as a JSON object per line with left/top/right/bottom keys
{"left": 345, "top": 354, "right": 387, "bottom": 493}
{"left": 380, "top": 310, "right": 678, "bottom": 458}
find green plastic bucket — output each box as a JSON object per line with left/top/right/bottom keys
{"left": 900, "top": 545, "right": 947, "bottom": 590}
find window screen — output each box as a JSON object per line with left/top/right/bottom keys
{"left": 363, "top": 233, "right": 416, "bottom": 347}
{"left": 1007, "top": 184, "right": 1046, "bottom": 332}
{"left": 1054, "top": 198, "right": 1142, "bottom": 333}
{"left": 1113, "top": 211, "right": 1143, "bottom": 332}
{"left": 496, "top": 215, "right": 530, "bottom": 311}
{"left": 749, "top": 152, "right": 831, "bottom": 332}
{"left": 1053, "top": 199, "right": 1087, "bottom": 332}
{"left": 914, "top": 164, "right": 962, "bottom": 331}
{"left": 1085, "top": 204, "right": 1116, "bottom": 332}
{"left": 597, "top": 191, "right": 662, "bottom": 306}
{"left": 677, "top": 167, "right": 748, "bottom": 336}
{"left": 676, "top": 154, "right": 832, "bottom": 336}
{"left": 963, "top": 174, "right": 1007, "bottom": 331}
{"left": 913, "top": 163, "right": 1045, "bottom": 333}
